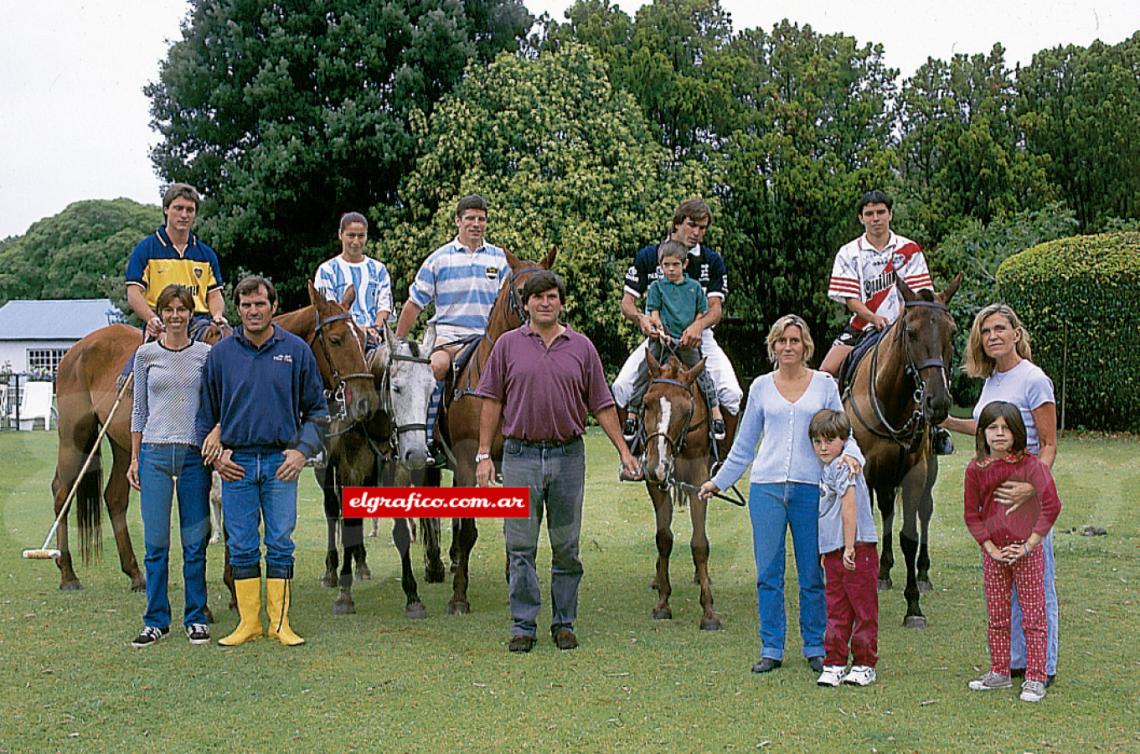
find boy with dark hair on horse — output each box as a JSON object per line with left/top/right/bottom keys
{"left": 622, "top": 240, "right": 725, "bottom": 443}
{"left": 613, "top": 197, "right": 742, "bottom": 443}
{"left": 395, "top": 194, "right": 510, "bottom": 460}
{"left": 810, "top": 408, "right": 880, "bottom": 688}
{"left": 474, "top": 270, "right": 639, "bottom": 653}
{"left": 126, "top": 183, "right": 228, "bottom": 341}
{"left": 819, "top": 189, "right": 953, "bottom": 455}
{"left": 196, "top": 275, "right": 329, "bottom": 647}
{"left": 964, "top": 401, "right": 1061, "bottom": 703}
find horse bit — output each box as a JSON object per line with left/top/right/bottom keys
{"left": 310, "top": 308, "right": 373, "bottom": 424}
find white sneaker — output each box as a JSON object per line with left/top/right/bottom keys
{"left": 817, "top": 665, "right": 847, "bottom": 687}
{"left": 842, "top": 665, "right": 877, "bottom": 686}
{"left": 1019, "top": 679, "right": 1047, "bottom": 702}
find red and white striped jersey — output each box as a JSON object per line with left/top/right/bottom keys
{"left": 827, "top": 233, "right": 933, "bottom": 331}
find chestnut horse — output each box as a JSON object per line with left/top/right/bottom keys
{"left": 842, "top": 275, "right": 961, "bottom": 628}
{"left": 638, "top": 349, "right": 727, "bottom": 630}
{"left": 418, "top": 247, "right": 557, "bottom": 615}
{"left": 50, "top": 282, "right": 377, "bottom": 592}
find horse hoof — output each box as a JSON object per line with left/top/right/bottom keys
{"left": 917, "top": 580, "right": 933, "bottom": 593}
{"left": 59, "top": 580, "right": 82, "bottom": 592}
{"left": 700, "top": 616, "right": 722, "bottom": 631}
{"left": 447, "top": 600, "right": 470, "bottom": 615}
{"left": 333, "top": 600, "right": 356, "bottom": 616}
{"left": 903, "top": 615, "right": 927, "bottom": 629}
{"left": 425, "top": 564, "right": 446, "bottom": 583}
{"left": 878, "top": 578, "right": 893, "bottom": 592}
{"left": 405, "top": 602, "right": 428, "bottom": 620}
{"left": 319, "top": 574, "right": 336, "bottom": 589}
{"left": 651, "top": 607, "right": 672, "bottom": 620}
{"left": 130, "top": 578, "right": 146, "bottom": 593}
{"left": 356, "top": 566, "right": 372, "bottom": 581}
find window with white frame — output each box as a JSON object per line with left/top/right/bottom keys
{"left": 26, "top": 348, "right": 68, "bottom": 378}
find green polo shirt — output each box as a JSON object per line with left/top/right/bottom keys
{"left": 645, "top": 275, "right": 708, "bottom": 339}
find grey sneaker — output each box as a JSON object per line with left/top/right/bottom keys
{"left": 968, "top": 670, "right": 1012, "bottom": 691}
{"left": 186, "top": 623, "right": 211, "bottom": 645}
{"left": 131, "top": 625, "right": 169, "bottom": 648}
{"left": 1019, "top": 679, "right": 1047, "bottom": 702}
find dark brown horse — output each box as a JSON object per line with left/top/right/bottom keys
{"left": 420, "top": 247, "right": 557, "bottom": 615}
{"left": 50, "top": 282, "right": 376, "bottom": 592}
{"left": 842, "top": 275, "right": 961, "bottom": 628}
{"left": 639, "top": 349, "right": 724, "bottom": 630}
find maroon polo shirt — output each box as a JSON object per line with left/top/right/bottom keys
{"left": 475, "top": 323, "right": 614, "bottom": 443}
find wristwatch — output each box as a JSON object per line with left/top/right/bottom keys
{"left": 474, "top": 452, "right": 492, "bottom": 463}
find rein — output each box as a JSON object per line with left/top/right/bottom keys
{"left": 308, "top": 308, "right": 372, "bottom": 423}
{"left": 846, "top": 299, "right": 950, "bottom": 452}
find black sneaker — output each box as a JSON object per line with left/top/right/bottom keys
{"left": 186, "top": 623, "right": 211, "bottom": 645}
{"left": 622, "top": 418, "right": 638, "bottom": 443}
{"left": 712, "top": 418, "right": 727, "bottom": 441}
{"left": 932, "top": 427, "right": 954, "bottom": 455}
{"left": 131, "top": 625, "right": 169, "bottom": 648}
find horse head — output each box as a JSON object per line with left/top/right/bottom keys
{"left": 895, "top": 273, "right": 962, "bottom": 426}
{"left": 486, "top": 246, "right": 559, "bottom": 336}
{"left": 372, "top": 321, "right": 436, "bottom": 470}
{"left": 641, "top": 347, "right": 705, "bottom": 485}
{"left": 302, "top": 281, "right": 379, "bottom": 423}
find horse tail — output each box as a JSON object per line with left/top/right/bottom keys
{"left": 75, "top": 429, "right": 104, "bottom": 565}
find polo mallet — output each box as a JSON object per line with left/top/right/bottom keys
{"left": 22, "top": 371, "right": 135, "bottom": 560}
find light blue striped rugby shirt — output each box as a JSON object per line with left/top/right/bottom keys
{"left": 314, "top": 255, "right": 394, "bottom": 327}
{"left": 407, "top": 239, "right": 510, "bottom": 331}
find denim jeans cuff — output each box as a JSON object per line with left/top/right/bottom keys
{"left": 232, "top": 564, "right": 261, "bottom": 580}
{"left": 266, "top": 564, "right": 293, "bottom": 580}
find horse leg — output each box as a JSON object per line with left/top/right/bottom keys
{"left": 51, "top": 459, "right": 85, "bottom": 591}
{"left": 447, "top": 518, "right": 478, "bottom": 615}
{"left": 689, "top": 488, "right": 720, "bottom": 630}
{"left": 649, "top": 487, "right": 674, "bottom": 620}
{"left": 319, "top": 467, "right": 339, "bottom": 588}
{"left": 876, "top": 485, "right": 896, "bottom": 591}
{"left": 335, "top": 518, "right": 362, "bottom": 615}
{"left": 105, "top": 445, "right": 144, "bottom": 592}
{"left": 916, "top": 456, "right": 937, "bottom": 593}
{"left": 353, "top": 538, "right": 372, "bottom": 581}
{"left": 421, "top": 519, "right": 445, "bottom": 583}
{"left": 394, "top": 519, "right": 427, "bottom": 619}
{"left": 222, "top": 536, "right": 236, "bottom": 610}
{"left": 449, "top": 519, "right": 460, "bottom": 574}
{"left": 899, "top": 464, "right": 928, "bottom": 628}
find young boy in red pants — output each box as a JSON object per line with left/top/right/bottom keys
{"left": 810, "top": 409, "right": 880, "bottom": 687}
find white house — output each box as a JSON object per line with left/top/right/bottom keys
{"left": 0, "top": 299, "right": 124, "bottom": 377}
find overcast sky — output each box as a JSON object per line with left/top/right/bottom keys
{"left": 1, "top": 0, "right": 1135, "bottom": 239}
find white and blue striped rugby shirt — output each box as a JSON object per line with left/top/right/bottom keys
{"left": 314, "top": 255, "right": 394, "bottom": 327}
{"left": 407, "top": 239, "right": 510, "bottom": 332}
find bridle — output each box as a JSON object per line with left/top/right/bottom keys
{"left": 308, "top": 307, "right": 373, "bottom": 423}
{"left": 847, "top": 299, "right": 951, "bottom": 452}
{"left": 378, "top": 341, "right": 433, "bottom": 454}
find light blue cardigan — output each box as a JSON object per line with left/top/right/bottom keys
{"left": 711, "top": 370, "right": 863, "bottom": 490}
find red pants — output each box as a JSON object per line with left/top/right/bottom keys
{"left": 983, "top": 546, "right": 1047, "bottom": 681}
{"left": 823, "top": 543, "right": 879, "bottom": 667}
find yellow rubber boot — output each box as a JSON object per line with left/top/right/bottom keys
{"left": 266, "top": 578, "right": 305, "bottom": 646}
{"left": 218, "top": 577, "right": 263, "bottom": 646}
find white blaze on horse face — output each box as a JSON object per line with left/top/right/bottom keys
{"left": 652, "top": 396, "right": 672, "bottom": 480}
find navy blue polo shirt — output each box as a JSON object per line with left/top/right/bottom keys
{"left": 623, "top": 243, "right": 727, "bottom": 302}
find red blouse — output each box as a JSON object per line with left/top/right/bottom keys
{"left": 963, "top": 453, "right": 1062, "bottom": 547}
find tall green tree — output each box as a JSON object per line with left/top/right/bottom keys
{"left": 0, "top": 199, "right": 159, "bottom": 307}
{"left": 146, "top": 0, "right": 531, "bottom": 305}
{"left": 1015, "top": 33, "right": 1140, "bottom": 231}
{"left": 374, "top": 43, "right": 709, "bottom": 366}
{"left": 895, "top": 45, "right": 1056, "bottom": 242}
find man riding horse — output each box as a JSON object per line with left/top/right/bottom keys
{"left": 612, "top": 197, "right": 742, "bottom": 450}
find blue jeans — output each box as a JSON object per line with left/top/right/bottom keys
{"left": 222, "top": 449, "right": 298, "bottom": 580}
{"left": 502, "top": 437, "right": 586, "bottom": 639}
{"left": 1011, "top": 527, "right": 1059, "bottom": 675}
{"left": 139, "top": 443, "right": 210, "bottom": 629}
{"left": 748, "top": 482, "right": 826, "bottom": 661}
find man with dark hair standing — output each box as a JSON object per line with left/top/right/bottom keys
{"left": 196, "top": 275, "right": 328, "bottom": 647}
{"left": 126, "top": 183, "right": 227, "bottom": 340}
{"left": 474, "top": 271, "right": 639, "bottom": 653}
{"left": 612, "top": 197, "right": 742, "bottom": 443}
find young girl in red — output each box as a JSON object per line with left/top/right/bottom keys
{"left": 964, "top": 401, "right": 1061, "bottom": 702}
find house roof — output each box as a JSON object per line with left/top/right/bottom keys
{"left": 0, "top": 299, "right": 124, "bottom": 341}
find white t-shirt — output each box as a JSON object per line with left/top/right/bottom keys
{"left": 314, "top": 255, "right": 394, "bottom": 328}
{"left": 972, "top": 359, "right": 1055, "bottom": 455}
{"left": 817, "top": 458, "right": 879, "bottom": 554}
{"left": 827, "top": 232, "right": 933, "bottom": 331}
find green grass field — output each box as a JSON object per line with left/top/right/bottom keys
{"left": 0, "top": 429, "right": 1136, "bottom": 752}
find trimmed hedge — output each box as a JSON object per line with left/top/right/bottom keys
{"left": 996, "top": 232, "right": 1140, "bottom": 431}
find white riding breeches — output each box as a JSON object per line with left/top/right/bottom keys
{"left": 612, "top": 329, "right": 743, "bottom": 414}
